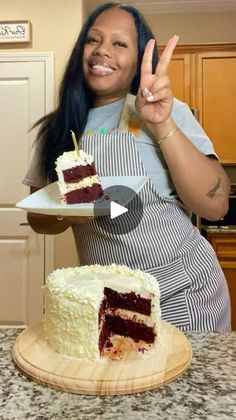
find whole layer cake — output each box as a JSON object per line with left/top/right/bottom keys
{"left": 55, "top": 150, "right": 103, "bottom": 204}
{"left": 43, "top": 264, "right": 161, "bottom": 362}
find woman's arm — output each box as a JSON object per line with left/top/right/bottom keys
{"left": 27, "top": 187, "right": 92, "bottom": 234}
{"left": 148, "top": 119, "right": 230, "bottom": 220}
{"left": 136, "top": 36, "right": 230, "bottom": 220}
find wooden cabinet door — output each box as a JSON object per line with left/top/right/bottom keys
{"left": 223, "top": 268, "right": 236, "bottom": 331}
{"left": 207, "top": 232, "right": 236, "bottom": 330}
{"left": 168, "top": 54, "right": 192, "bottom": 106}
{"left": 195, "top": 52, "right": 236, "bottom": 164}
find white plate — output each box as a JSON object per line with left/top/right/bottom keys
{"left": 16, "top": 176, "right": 147, "bottom": 216}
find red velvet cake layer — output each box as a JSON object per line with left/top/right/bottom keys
{"left": 62, "top": 163, "right": 96, "bottom": 183}
{"left": 99, "top": 314, "right": 156, "bottom": 353}
{"left": 64, "top": 183, "right": 103, "bottom": 204}
{"left": 106, "top": 314, "right": 155, "bottom": 342}
{"left": 104, "top": 287, "right": 151, "bottom": 316}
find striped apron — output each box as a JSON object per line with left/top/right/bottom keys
{"left": 73, "top": 131, "right": 231, "bottom": 332}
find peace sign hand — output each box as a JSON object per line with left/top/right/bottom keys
{"left": 135, "top": 35, "right": 179, "bottom": 126}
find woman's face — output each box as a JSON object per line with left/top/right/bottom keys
{"left": 83, "top": 8, "right": 138, "bottom": 106}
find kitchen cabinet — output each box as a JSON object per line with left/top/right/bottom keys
{"left": 168, "top": 53, "right": 192, "bottom": 105}
{"left": 206, "top": 230, "right": 236, "bottom": 330}
{"left": 166, "top": 44, "right": 236, "bottom": 164}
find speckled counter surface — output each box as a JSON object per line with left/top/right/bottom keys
{"left": 0, "top": 329, "right": 236, "bottom": 420}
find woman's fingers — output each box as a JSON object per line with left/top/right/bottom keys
{"left": 141, "top": 75, "right": 171, "bottom": 102}
{"left": 146, "top": 88, "right": 172, "bottom": 103}
{"left": 140, "top": 39, "right": 156, "bottom": 78}
{"left": 151, "top": 75, "right": 170, "bottom": 92}
{"left": 141, "top": 35, "right": 179, "bottom": 80}
{"left": 140, "top": 35, "right": 179, "bottom": 100}
{"left": 137, "top": 35, "right": 178, "bottom": 124}
{"left": 155, "top": 35, "right": 179, "bottom": 77}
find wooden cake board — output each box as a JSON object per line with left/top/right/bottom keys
{"left": 12, "top": 320, "right": 192, "bottom": 395}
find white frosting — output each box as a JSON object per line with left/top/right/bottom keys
{"left": 55, "top": 150, "right": 94, "bottom": 171}
{"left": 57, "top": 175, "right": 101, "bottom": 194}
{"left": 107, "top": 308, "right": 155, "bottom": 326}
{"left": 43, "top": 264, "right": 161, "bottom": 362}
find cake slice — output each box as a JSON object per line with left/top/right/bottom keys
{"left": 43, "top": 264, "right": 161, "bottom": 362}
{"left": 55, "top": 150, "right": 103, "bottom": 204}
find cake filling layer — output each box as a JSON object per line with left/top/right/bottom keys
{"left": 105, "top": 307, "right": 154, "bottom": 325}
{"left": 58, "top": 175, "right": 101, "bottom": 194}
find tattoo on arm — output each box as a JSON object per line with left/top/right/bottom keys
{"left": 207, "top": 177, "right": 221, "bottom": 198}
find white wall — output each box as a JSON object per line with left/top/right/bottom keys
{"left": 0, "top": 0, "right": 83, "bottom": 99}
{"left": 0, "top": 0, "right": 83, "bottom": 268}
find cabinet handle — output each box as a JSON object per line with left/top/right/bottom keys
{"left": 20, "top": 222, "right": 29, "bottom": 226}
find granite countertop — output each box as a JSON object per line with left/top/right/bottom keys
{"left": 1, "top": 329, "right": 236, "bottom": 420}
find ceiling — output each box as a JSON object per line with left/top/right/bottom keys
{"left": 83, "top": 0, "right": 236, "bottom": 14}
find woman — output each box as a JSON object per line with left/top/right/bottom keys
{"left": 23, "top": 2, "right": 231, "bottom": 331}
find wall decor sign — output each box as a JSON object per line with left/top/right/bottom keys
{"left": 0, "top": 20, "right": 31, "bottom": 43}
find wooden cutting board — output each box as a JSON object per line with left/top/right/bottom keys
{"left": 12, "top": 320, "right": 192, "bottom": 395}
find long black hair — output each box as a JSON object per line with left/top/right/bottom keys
{"left": 36, "top": 2, "right": 158, "bottom": 182}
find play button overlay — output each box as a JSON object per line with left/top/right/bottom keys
{"left": 110, "top": 201, "right": 128, "bottom": 219}
{"left": 94, "top": 185, "right": 143, "bottom": 235}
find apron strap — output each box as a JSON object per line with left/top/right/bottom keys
{"left": 118, "top": 94, "right": 141, "bottom": 138}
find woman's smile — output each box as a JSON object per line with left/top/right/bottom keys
{"left": 90, "top": 64, "right": 114, "bottom": 76}
{"left": 88, "top": 58, "right": 116, "bottom": 76}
